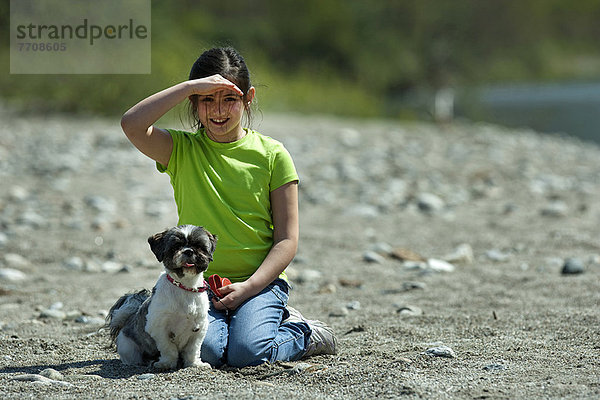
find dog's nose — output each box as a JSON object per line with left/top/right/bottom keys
{"left": 182, "top": 249, "right": 194, "bottom": 257}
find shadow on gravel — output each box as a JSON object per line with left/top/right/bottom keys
{"left": 0, "top": 359, "right": 150, "bottom": 379}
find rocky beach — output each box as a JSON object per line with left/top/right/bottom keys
{"left": 0, "top": 106, "right": 599, "bottom": 399}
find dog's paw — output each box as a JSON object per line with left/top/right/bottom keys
{"left": 153, "top": 359, "right": 177, "bottom": 371}
{"left": 184, "top": 358, "right": 211, "bottom": 369}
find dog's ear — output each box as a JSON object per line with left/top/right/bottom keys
{"left": 207, "top": 231, "right": 218, "bottom": 256}
{"left": 148, "top": 230, "right": 168, "bottom": 262}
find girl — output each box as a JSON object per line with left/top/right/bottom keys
{"left": 120, "top": 47, "right": 336, "bottom": 368}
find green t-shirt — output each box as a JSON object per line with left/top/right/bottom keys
{"left": 157, "top": 128, "right": 299, "bottom": 282}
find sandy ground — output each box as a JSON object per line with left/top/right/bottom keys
{"left": 0, "top": 108, "right": 599, "bottom": 399}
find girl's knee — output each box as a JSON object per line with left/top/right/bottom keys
{"left": 226, "top": 340, "right": 271, "bottom": 368}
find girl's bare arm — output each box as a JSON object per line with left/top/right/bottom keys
{"left": 120, "top": 75, "right": 243, "bottom": 166}
{"left": 215, "top": 181, "right": 299, "bottom": 310}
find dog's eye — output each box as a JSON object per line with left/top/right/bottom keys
{"left": 170, "top": 236, "right": 186, "bottom": 248}
{"left": 188, "top": 241, "right": 202, "bottom": 250}
{"left": 187, "top": 240, "right": 209, "bottom": 253}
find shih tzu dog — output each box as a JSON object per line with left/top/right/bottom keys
{"left": 106, "top": 225, "right": 217, "bottom": 370}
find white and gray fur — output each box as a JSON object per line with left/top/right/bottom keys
{"left": 106, "top": 225, "right": 217, "bottom": 369}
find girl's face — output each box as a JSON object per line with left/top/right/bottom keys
{"left": 196, "top": 87, "right": 254, "bottom": 143}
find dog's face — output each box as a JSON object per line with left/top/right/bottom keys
{"left": 148, "top": 225, "right": 217, "bottom": 278}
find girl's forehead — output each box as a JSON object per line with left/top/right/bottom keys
{"left": 200, "top": 89, "right": 241, "bottom": 97}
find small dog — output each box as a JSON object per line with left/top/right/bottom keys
{"left": 106, "top": 225, "right": 217, "bottom": 370}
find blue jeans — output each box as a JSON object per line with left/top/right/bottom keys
{"left": 200, "top": 279, "right": 311, "bottom": 368}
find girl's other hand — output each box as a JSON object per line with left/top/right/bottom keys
{"left": 189, "top": 74, "right": 244, "bottom": 97}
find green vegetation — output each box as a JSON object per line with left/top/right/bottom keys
{"left": 3, "top": 0, "right": 600, "bottom": 119}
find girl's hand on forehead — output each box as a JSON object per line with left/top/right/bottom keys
{"left": 189, "top": 74, "right": 244, "bottom": 97}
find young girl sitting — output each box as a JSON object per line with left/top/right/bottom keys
{"left": 120, "top": 46, "right": 337, "bottom": 368}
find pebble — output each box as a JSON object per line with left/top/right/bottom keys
{"left": 290, "top": 362, "right": 327, "bottom": 374}
{"left": 416, "top": 192, "right": 445, "bottom": 213}
{"left": 318, "top": 282, "right": 337, "bottom": 294}
{"left": 9, "top": 186, "right": 30, "bottom": 201}
{"left": 363, "top": 250, "right": 386, "bottom": 264}
{"left": 423, "top": 345, "right": 456, "bottom": 358}
{"left": 137, "top": 373, "right": 156, "bottom": 380}
{"left": 391, "top": 248, "right": 425, "bottom": 262}
{"left": 540, "top": 201, "right": 568, "bottom": 217}
{"left": 4, "top": 253, "right": 29, "bottom": 269}
{"left": 75, "top": 315, "right": 106, "bottom": 325}
{"left": 561, "top": 258, "right": 585, "bottom": 275}
{"left": 396, "top": 305, "right": 423, "bottom": 316}
{"left": 0, "top": 232, "right": 8, "bottom": 248}
{"left": 40, "top": 368, "right": 64, "bottom": 380}
{"left": 426, "top": 258, "right": 456, "bottom": 272}
{"left": 369, "top": 242, "right": 393, "bottom": 256}
{"left": 84, "top": 195, "right": 116, "bottom": 214}
{"left": 287, "top": 362, "right": 315, "bottom": 373}
{"left": 483, "top": 363, "right": 507, "bottom": 371}
{"left": 339, "top": 128, "right": 361, "bottom": 147}
{"left": 39, "top": 309, "right": 67, "bottom": 320}
{"left": 295, "top": 269, "right": 322, "bottom": 284}
{"left": 17, "top": 210, "right": 47, "bottom": 228}
{"left": 0, "top": 268, "right": 26, "bottom": 282}
{"left": 260, "top": 361, "right": 327, "bottom": 379}
{"left": 65, "top": 310, "right": 83, "bottom": 320}
{"left": 338, "top": 278, "right": 363, "bottom": 288}
{"left": 392, "top": 357, "right": 413, "bottom": 366}
{"left": 91, "top": 216, "right": 111, "bottom": 231}
{"left": 485, "top": 249, "right": 510, "bottom": 262}
{"left": 101, "top": 261, "right": 124, "bottom": 273}
{"left": 442, "top": 243, "right": 474, "bottom": 264}
{"left": 346, "top": 300, "right": 361, "bottom": 310}
{"left": 329, "top": 306, "right": 349, "bottom": 317}
{"left": 63, "top": 257, "right": 86, "bottom": 271}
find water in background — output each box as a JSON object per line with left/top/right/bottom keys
{"left": 457, "top": 81, "right": 600, "bottom": 145}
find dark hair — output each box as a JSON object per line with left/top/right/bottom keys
{"left": 187, "top": 47, "right": 254, "bottom": 130}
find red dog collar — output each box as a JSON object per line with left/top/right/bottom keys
{"left": 166, "top": 274, "right": 209, "bottom": 293}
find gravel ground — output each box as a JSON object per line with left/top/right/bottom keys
{"left": 0, "top": 107, "right": 599, "bottom": 399}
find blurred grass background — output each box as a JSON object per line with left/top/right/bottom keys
{"left": 3, "top": 0, "right": 600, "bottom": 121}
